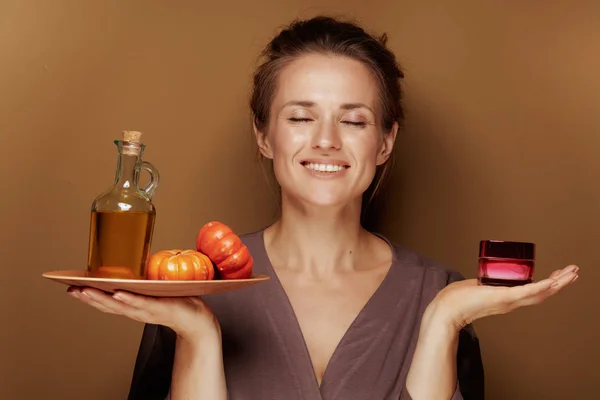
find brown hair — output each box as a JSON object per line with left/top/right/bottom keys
{"left": 250, "top": 16, "right": 405, "bottom": 219}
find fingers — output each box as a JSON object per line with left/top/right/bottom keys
{"left": 112, "top": 290, "right": 158, "bottom": 309}
{"left": 67, "top": 287, "right": 192, "bottom": 329}
{"left": 550, "top": 265, "right": 579, "bottom": 279}
{"left": 110, "top": 291, "right": 162, "bottom": 324}
{"left": 511, "top": 265, "right": 579, "bottom": 307}
{"left": 549, "top": 268, "right": 564, "bottom": 279}
{"left": 539, "top": 265, "right": 579, "bottom": 292}
{"left": 67, "top": 287, "right": 154, "bottom": 323}
{"left": 67, "top": 287, "right": 119, "bottom": 314}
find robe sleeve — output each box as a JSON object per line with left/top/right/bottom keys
{"left": 127, "top": 323, "right": 176, "bottom": 400}
{"left": 399, "top": 270, "right": 485, "bottom": 400}
{"left": 450, "top": 270, "right": 485, "bottom": 400}
{"left": 453, "top": 321, "right": 485, "bottom": 399}
{"left": 399, "top": 323, "right": 484, "bottom": 400}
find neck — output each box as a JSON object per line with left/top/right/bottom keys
{"left": 114, "top": 152, "right": 140, "bottom": 189}
{"left": 265, "top": 193, "right": 371, "bottom": 277}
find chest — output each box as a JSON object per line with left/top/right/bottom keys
{"left": 277, "top": 269, "right": 389, "bottom": 385}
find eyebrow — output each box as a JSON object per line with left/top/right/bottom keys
{"left": 283, "top": 100, "right": 316, "bottom": 108}
{"left": 282, "top": 100, "right": 375, "bottom": 114}
{"left": 340, "top": 103, "right": 375, "bottom": 114}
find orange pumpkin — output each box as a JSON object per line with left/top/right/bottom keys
{"left": 196, "top": 221, "right": 253, "bottom": 280}
{"left": 146, "top": 249, "right": 215, "bottom": 281}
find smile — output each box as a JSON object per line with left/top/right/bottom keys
{"left": 300, "top": 161, "right": 350, "bottom": 174}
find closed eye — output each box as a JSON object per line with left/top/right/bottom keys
{"left": 342, "top": 121, "right": 367, "bottom": 127}
{"left": 288, "top": 117, "right": 313, "bottom": 123}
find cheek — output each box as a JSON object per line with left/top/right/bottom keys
{"left": 269, "top": 134, "right": 305, "bottom": 189}
{"left": 270, "top": 125, "right": 309, "bottom": 161}
{"left": 347, "top": 133, "right": 380, "bottom": 166}
{"left": 346, "top": 134, "right": 381, "bottom": 192}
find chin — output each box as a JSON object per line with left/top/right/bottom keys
{"left": 304, "top": 197, "right": 347, "bottom": 208}
{"left": 284, "top": 187, "right": 361, "bottom": 210}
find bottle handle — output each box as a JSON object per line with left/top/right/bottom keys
{"left": 140, "top": 161, "right": 160, "bottom": 200}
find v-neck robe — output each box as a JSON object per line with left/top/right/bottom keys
{"left": 127, "top": 230, "right": 485, "bottom": 400}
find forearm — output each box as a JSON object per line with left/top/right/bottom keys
{"left": 170, "top": 330, "right": 228, "bottom": 400}
{"left": 405, "top": 305, "right": 460, "bottom": 400}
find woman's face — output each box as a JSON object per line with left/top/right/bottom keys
{"left": 255, "top": 53, "right": 397, "bottom": 208}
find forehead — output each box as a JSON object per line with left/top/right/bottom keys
{"left": 272, "top": 53, "right": 379, "bottom": 109}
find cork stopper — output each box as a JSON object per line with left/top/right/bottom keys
{"left": 122, "top": 130, "right": 142, "bottom": 143}
{"left": 121, "top": 130, "right": 143, "bottom": 155}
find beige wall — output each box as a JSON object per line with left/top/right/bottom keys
{"left": 0, "top": 1, "right": 597, "bottom": 399}
{"left": 367, "top": 2, "right": 600, "bottom": 398}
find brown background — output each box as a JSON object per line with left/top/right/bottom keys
{"left": 1, "top": 0, "right": 598, "bottom": 399}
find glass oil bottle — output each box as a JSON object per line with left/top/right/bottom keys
{"left": 87, "top": 131, "right": 160, "bottom": 279}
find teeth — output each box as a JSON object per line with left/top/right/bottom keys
{"left": 305, "top": 163, "right": 345, "bottom": 172}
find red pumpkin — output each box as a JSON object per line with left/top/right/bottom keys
{"left": 196, "top": 221, "right": 253, "bottom": 279}
{"left": 146, "top": 249, "right": 215, "bottom": 281}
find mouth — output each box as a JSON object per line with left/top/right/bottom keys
{"left": 300, "top": 160, "right": 350, "bottom": 173}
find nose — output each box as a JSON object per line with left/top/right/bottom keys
{"left": 311, "top": 120, "right": 341, "bottom": 151}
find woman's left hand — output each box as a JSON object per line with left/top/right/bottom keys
{"left": 427, "top": 264, "right": 579, "bottom": 330}
{"left": 405, "top": 265, "right": 579, "bottom": 398}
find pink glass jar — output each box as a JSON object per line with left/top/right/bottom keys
{"left": 478, "top": 240, "right": 535, "bottom": 287}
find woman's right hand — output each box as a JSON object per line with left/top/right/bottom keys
{"left": 67, "top": 286, "right": 220, "bottom": 341}
{"left": 69, "top": 287, "right": 228, "bottom": 400}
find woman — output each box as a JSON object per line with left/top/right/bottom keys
{"left": 68, "top": 16, "right": 579, "bottom": 400}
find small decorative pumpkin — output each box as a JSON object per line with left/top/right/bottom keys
{"left": 196, "top": 221, "right": 253, "bottom": 280}
{"left": 146, "top": 249, "right": 215, "bottom": 281}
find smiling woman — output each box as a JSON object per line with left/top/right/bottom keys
{"left": 68, "top": 15, "right": 579, "bottom": 400}
{"left": 255, "top": 52, "right": 395, "bottom": 209}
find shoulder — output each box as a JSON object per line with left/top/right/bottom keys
{"left": 239, "top": 228, "right": 266, "bottom": 250}
{"left": 377, "top": 232, "right": 467, "bottom": 286}
{"left": 398, "top": 243, "right": 464, "bottom": 279}
{"left": 382, "top": 235, "right": 482, "bottom": 340}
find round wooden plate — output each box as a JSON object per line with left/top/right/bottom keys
{"left": 42, "top": 270, "right": 270, "bottom": 297}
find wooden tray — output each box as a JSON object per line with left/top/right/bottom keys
{"left": 42, "top": 270, "right": 270, "bottom": 297}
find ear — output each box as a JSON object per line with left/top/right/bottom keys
{"left": 376, "top": 122, "right": 398, "bottom": 165}
{"left": 253, "top": 119, "right": 273, "bottom": 159}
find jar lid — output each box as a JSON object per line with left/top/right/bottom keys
{"left": 479, "top": 240, "right": 535, "bottom": 260}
